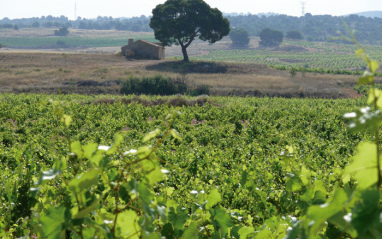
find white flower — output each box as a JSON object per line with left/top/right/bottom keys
{"left": 123, "top": 149, "right": 137, "bottom": 155}
{"left": 98, "top": 145, "right": 111, "bottom": 151}
{"left": 343, "top": 112, "right": 357, "bottom": 118}
{"left": 343, "top": 213, "right": 352, "bottom": 223}
{"left": 190, "top": 190, "right": 198, "bottom": 194}
{"left": 161, "top": 169, "right": 170, "bottom": 174}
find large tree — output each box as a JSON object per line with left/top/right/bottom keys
{"left": 259, "top": 28, "right": 283, "bottom": 46}
{"left": 230, "top": 28, "right": 250, "bottom": 47}
{"left": 150, "top": 0, "right": 230, "bottom": 62}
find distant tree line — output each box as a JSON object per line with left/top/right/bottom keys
{"left": 226, "top": 13, "right": 382, "bottom": 45}
{"left": 0, "top": 15, "right": 152, "bottom": 32}
{"left": 2, "top": 13, "right": 382, "bottom": 44}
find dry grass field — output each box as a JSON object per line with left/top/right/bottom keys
{"left": 0, "top": 51, "right": 364, "bottom": 98}
{"left": 0, "top": 28, "right": 369, "bottom": 98}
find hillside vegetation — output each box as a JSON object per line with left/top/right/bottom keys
{"left": 2, "top": 13, "right": 382, "bottom": 46}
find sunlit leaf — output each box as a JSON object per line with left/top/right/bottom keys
{"left": 358, "top": 71, "right": 374, "bottom": 85}
{"left": 83, "top": 143, "right": 98, "bottom": 160}
{"left": 61, "top": 114, "right": 72, "bottom": 127}
{"left": 146, "top": 165, "right": 164, "bottom": 185}
{"left": 182, "top": 221, "right": 198, "bottom": 238}
{"left": 206, "top": 188, "right": 222, "bottom": 209}
{"left": 369, "top": 60, "right": 380, "bottom": 74}
{"left": 238, "top": 226, "right": 255, "bottom": 239}
{"left": 170, "top": 129, "right": 182, "bottom": 141}
{"left": 368, "top": 89, "right": 382, "bottom": 109}
{"left": 343, "top": 142, "right": 379, "bottom": 189}
{"left": 143, "top": 129, "right": 161, "bottom": 142}
{"left": 69, "top": 168, "right": 100, "bottom": 193}
{"left": 307, "top": 188, "right": 348, "bottom": 234}
{"left": 116, "top": 210, "right": 140, "bottom": 238}
{"left": 71, "top": 141, "right": 83, "bottom": 158}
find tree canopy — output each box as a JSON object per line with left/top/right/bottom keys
{"left": 286, "top": 30, "right": 303, "bottom": 40}
{"left": 230, "top": 28, "right": 250, "bottom": 47}
{"left": 149, "top": 0, "right": 230, "bottom": 62}
{"left": 259, "top": 28, "right": 283, "bottom": 46}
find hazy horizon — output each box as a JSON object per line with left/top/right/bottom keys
{"left": 1, "top": 0, "right": 382, "bottom": 20}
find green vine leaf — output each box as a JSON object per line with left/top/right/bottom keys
{"left": 210, "top": 207, "right": 232, "bottom": 237}
{"left": 205, "top": 188, "right": 222, "bottom": 209}
{"left": 69, "top": 168, "right": 100, "bottom": 193}
{"left": 238, "top": 226, "right": 255, "bottom": 239}
{"left": 170, "top": 129, "right": 182, "bottom": 141}
{"left": 61, "top": 114, "right": 72, "bottom": 127}
{"left": 116, "top": 210, "right": 140, "bottom": 238}
{"left": 306, "top": 188, "right": 348, "bottom": 234}
{"left": 368, "top": 89, "right": 382, "bottom": 109}
{"left": 182, "top": 221, "right": 198, "bottom": 239}
{"left": 143, "top": 129, "right": 161, "bottom": 142}
{"left": 369, "top": 60, "right": 380, "bottom": 74}
{"left": 343, "top": 142, "right": 379, "bottom": 189}
{"left": 357, "top": 71, "right": 374, "bottom": 85}
{"left": 168, "top": 207, "right": 188, "bottom": 231}
{"left": 40, "top": 206, "right": 67, "bottom": 239}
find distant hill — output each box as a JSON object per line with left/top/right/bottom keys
{"left": 352, "top": 11, "right": 382, "bottom": 18}
{"left": 223, "top": 12, "right": 279, "bottom": 17}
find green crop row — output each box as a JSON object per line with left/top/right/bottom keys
{"left": 0, "top": 92, "right": 374, "bottom": 238}
{"left": 194, "top": 40, "right": 382, "bottom": 74}
{"left": 0, "top": 35, "right": 157, "bottom": 48}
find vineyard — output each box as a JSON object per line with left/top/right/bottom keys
{"left": 0, "top": 91, "right": 380, "bottom": 238}
{"left": 2, "top": 27, "right": 382, "bottom": 238}
{"left": 194, "top": 41, "right": 382, "bottom": 73}
{"left": 0, "top": 35, "right": 157, "bottom": 48}
{"left": 0, "top": 28, "right": 156, "bottom": 49}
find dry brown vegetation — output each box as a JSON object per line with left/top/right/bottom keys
{"left": 0, "top": 28, "right": 369, "bottom": 98}
{"left": 0, "top": 51, "right": 366, "bottom": 98}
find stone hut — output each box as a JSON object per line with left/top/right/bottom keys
{"left": 121, "top": 39, "right": 165, "bottom": 60}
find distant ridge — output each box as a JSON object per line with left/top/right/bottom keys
{"left": 352, "top": 11, "right": 382, "bottom": 18}
{"left": 223, "top": 12, "right": 279, "bottom": 17}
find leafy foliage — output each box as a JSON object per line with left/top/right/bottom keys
{"left": 259, "top": 28, "right": 283, "bottom": 46}
{"left": 120, "top": 75, "right": 187, "bottom": 95}
{"left": 54, "top": 27, "right": 69, "bottom": 36}
{"left": 286, "top": 30, "right": 303, "bottom": 40}
{"left": 149, "top": 0, "right": 230, "bottom": 62}
{"left": 230, "top": 28, "right": 250, "bottom": 47}
{"left": 2, "top": 41, "right": 382, "bottom": 237}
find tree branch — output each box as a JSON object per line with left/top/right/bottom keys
{"left": 184, "top": 30, "right": 200, "bottom": 48}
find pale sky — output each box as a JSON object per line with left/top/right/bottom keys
{"left": 1, "top": 0, "right": 382, "bottom": 20}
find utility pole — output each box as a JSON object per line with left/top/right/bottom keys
{"left": 300, "top": 1, "right": 306, "bottom": 30}
{"left": 74, "top": 1, "right": 77, "bottom": 20}
{"left": 300, "top": 1, "right": 306, "bottom": 16}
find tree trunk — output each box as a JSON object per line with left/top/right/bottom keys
{"left": 181, "top": 46, "right": 189, "bottom": 62}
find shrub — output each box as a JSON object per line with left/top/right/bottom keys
{"left": 120, "top": 75, "right": 187, "bottom": 95}
{"left": 190, "top": 85, "right": 210, "bottom": 96}
{"left": 290, "top": 67, "right": 298, "bottom": 77}
{"left": 56, "top": 40, "right": 66, "bottom": 46}
{"left": 54, "top": 27, "right": 69, "bottom": 36}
